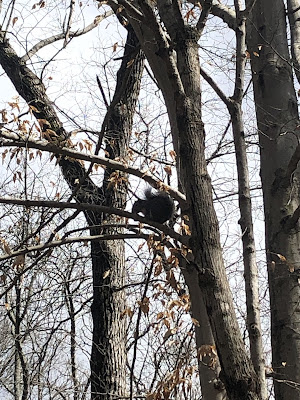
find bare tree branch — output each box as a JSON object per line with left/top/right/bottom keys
{"left": 0, "top": 197, "right": 187, "bottom": 244}
{"left": 21, "top": 11, "right": 114, "bottom": 62}
{"left": 196, "top": 0, "right": 213, "bottom": 34}
{"left": 0, "top": 130, "right": 186, "bottom": 204}
{"left": 64, "top": 0, "right": 76, "bottom": 47}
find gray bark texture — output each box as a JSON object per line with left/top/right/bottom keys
{"left": 229, "top": 100, "right": 267, "bottom": 400}
{"left": 246, "top": 0, "right": 300, "bottom": 398}
{"left": 118, "top": 0, "right": 261, "bottom": 398}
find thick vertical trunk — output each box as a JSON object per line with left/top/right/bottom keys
{"left": 88, "top": 27, "right": 144, "bottom": 399}
{"left": 246, "top": 1, "right": 300, "bottom": 398}
{"left": 125, "top": 1, "right": 260, "bottom": 397}
{"left": 175, "top": 80, "right": 259, "bottom": 400}
{"left": 90, "top": 239, "right": 127, "bottom": 399}
{"left": 0, "top": 26, "right": 144, "bottom": 400}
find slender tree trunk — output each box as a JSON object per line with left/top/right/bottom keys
{"left": 229, "top": 101, "right": 267, "bottom": 400}
{"left": 246, "top": 1, "right": 300, "bottom": 398}
{"left": 230, "top": 14, "right": 266, "bottom": 392}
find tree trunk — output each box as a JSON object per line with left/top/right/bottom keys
{"left": 122, "top": 1, "right": 261, "bottom": 398}
{"left": 246, "top": 1, "right": 300, "bottom": 398}
{"left": 88, "top": 27, "right": 144, "bottom": 399}
{"left": 0, "top": 26, "right": 144, "bottom": 399}
{"left": 182, "top": 264, "right": 226, "bottom": 400}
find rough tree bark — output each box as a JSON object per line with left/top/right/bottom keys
{"left": 0, "top": 25, "right": 144, "bottom": 400}
{"left": 200, "top": 4, "right": 267, "bottom": 395}
{"left": 246, "top": 0, "right": 300, "bottom": 398}
{"left": 113, "top": 1, "right": 261, "bottom": 399}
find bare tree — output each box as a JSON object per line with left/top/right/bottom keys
{"left": 0, "top": 3, "right": 144, "bottom": 399}
{"left": 1, "top": 0, "right": 300, "bottom": 399}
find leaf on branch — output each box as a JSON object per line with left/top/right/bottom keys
{"left": 288, "top": 264, "right": 295, "bottom": 273}
{"left": 162, "top": 317, "right": 170, "bottom": 329}
{"left": 42, "top": 129, "right": 57, "bottom": 141}
{"left": 180, "top": 220, "right": 191, "bottom": 235}
{"left": 154, "top": 258, "right": 163, "bottom": 276}
{"left": 163, "top": 327, "right": 177, "bottom": 341}
{"left": 166, "top": 270, "right": 179, "bottom": 291}
{"left": 29, "top": 105, "right": 40, "bottom": 113}
{"left": 138, "top": 297, "right": 150, "bottom": 314}
{"left": 2, "top": 149, "right": 8, "bottom": 163}
{"left": 18, "top": 120, "right": 29, "bottom": 134}
{"left": 169, "top": 150, "right": 176, "bottom": 161}
{"left": 0, "top": 237, "right": 12, "bottom": 255}
{"left": 38, "top": 119, "right": 51, "bottom": 130}
{"left": 191, "top": 317, "right": 200, "bottom": 327}
{"left": 1, "top": 109, "right": 8, "bottom": 123}
{"left": 8, "top": 101, "right": 20, "bottom": 111}
{"left": 113, "top": 42, "right": 118, "bottom": 52}
{"left": 107, "top": 171, "right": 128, "bottom": 189}
{"left": 168, "top": 299, "right": 184, "bottom": 310}
{"left": 164, "top": 165, "right": 172, "bottom": 176}
{"left": 12, "top": 17, "right": 18, "bottom": 27}
{"left": 83, "top": 139, "right": 93, "bottom": 152}
{"left": 120, "top": 307, "right": 134, "bottom": 319}
{"left": 10, "top": 148, "right": 20, "bottom": 161}
{"left": 157, "top": 311, "right": 164, "bottom": 320}
{"left": 32, "top": 0, "right": 45, "bottom": 9}
{"left": 34, "top": 122, "right": 41, "bottom": 133}
{"left": 167, "top": 253, "right": 179, "bottom": 268}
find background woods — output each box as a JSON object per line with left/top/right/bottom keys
{"left": 0, "top": 1, "right": 299, "bottom": 400}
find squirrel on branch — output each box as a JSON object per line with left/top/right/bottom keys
{"left": 132, "top": 188, "right": 175, "bottom": 223}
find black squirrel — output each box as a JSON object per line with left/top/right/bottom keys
{"left": 132, "top": 188, "right": 175, "bottom": 223}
